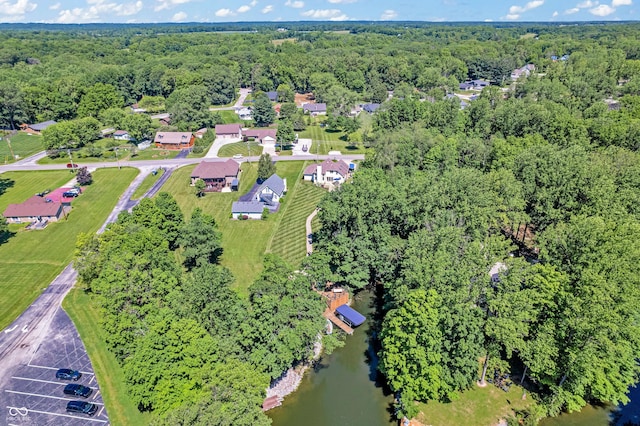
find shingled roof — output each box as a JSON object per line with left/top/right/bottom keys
{"left": 3, "top": 196, "right": 63, "bottom": 218}
{"left": 191, "top": 159, "right": 239, "bottom": 180}
{"left": 154, "top": 132, "right": 192, "bottom": 145}
{"left": 303, "top": 159, "right": 350, "bottom": 177}
{"left": 215, "top": 123, "right": 242, "bottom": 135}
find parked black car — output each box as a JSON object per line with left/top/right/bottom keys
{"left": 56, "top": 368, "right": 81, "bottom": 381}
{"left": 63, "top": 383, "right": 92, "bottom": 398}
{"left": 66, "top": 400, "right": 98, "bottom": 416}
{"left": 63, "top": 191, "right": 79, "bottom": 198}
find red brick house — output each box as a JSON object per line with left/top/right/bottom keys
{"left": 3, "top": 196, "right": 68, "bottom": 224}
{"left": 154, "top": 132, "right": 195, "bottom": 150}
{"left": 215, "top": 123, "right": 242, "bottom": 138}
{"left": 191, "top": 159, "right": 240, "bottom": 192}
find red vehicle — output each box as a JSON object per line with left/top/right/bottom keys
{"left": 66, "top": 163, "right": 78, "bottom": 169}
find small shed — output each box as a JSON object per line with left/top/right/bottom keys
{"left": 232, "top": 201, "right": 264, "bottom": 220}
{"left": 335, "top": 304, "right": 366, "bottom": 328}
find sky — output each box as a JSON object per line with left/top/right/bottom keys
{"left": 0, "top": 0, "right": 636, "bottom": 24}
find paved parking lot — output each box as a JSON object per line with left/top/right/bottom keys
{"left": 3, "top": 308, "right": 109, "bottom": 425}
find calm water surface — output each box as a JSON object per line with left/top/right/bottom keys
{"left": 269, "top": 290, "right": 395, "bottom": 426}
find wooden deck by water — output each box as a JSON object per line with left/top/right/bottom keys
{"left": 323, "top": 308, "right": 354, "bottom": 334}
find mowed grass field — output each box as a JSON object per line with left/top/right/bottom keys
{"left": 131, "top": 168, "right": 164, "bottom": 200}
{"left": 0, "top": 168, "right": 138, "bottom": 329}
{"left": 298, "top": 125, "right": 368, "bottom": 154}
{"left": 217, "top": 140, "right": 263, "bottom": 158}
{"left": 0, "top": 133, "right": 44, "bottom": 163}
{"left": 163, "top": 160, "right": 324, "bottom": 293}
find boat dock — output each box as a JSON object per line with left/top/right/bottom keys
{"left": 323, "top": 308, "right": 354, "bottom": 334}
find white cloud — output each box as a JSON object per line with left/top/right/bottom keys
{"left": 330, "top": 14, "right": 348, "bottom": 20}
{"left": 484, "top": 18, "right": 494, "bottom": 21}
{"left": 509, "top": 0, "right": 544, "bottom": 14}
{"left": 328, "top": 0, "right": 357, "bottom": 3}
{"left": 215, "top": 8, "right": 235, "bottom": 17}
{"left": 590, "top": 4, "right": 615, "bottom": 14}
{"left": 565, "top": 7, "right": 580, "bottom": 13}
{"left": 262, "top": 4, "right": 273, "bottom": 13}
{"left": 301, "top": 8, "right": 344, "bottom": 18}
{"left": 552, "top": 10, "right": 558, "bottom": 16}
{"left": 154, "top": 0, "right": 192, "bottom": 12}
{"left": 250, "top": 0, "right": 257, "bottom": 5}
{"left": 285, "top": 0, "right": 304, "bottom": 8}
{"left": 172, "top": 11, "right": 187, "bottom": 21}
{"left": 0, "top": 0, "right": 37, "bottom": 16}
{"left": 50, "top": 2, "right": 61, "bottom": 10}
{"left": 55, "top": 0, "right": 143, "bottom": 22}
{"left": 577, "top": 0, "right": 598, "bottom": 7}
{"left": 612, "top": 0, "right": 632, "bottom": 6}
{"left": 505, "top": 13, "right": 520, "bottom": 19}
{"left": 380, "top": 9, "right": 397, "bottom": 19}
{"left": 238, "top": 5, "right": 250, "bottom": 12}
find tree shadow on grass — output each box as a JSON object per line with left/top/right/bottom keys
{"left": 0, "top": 177, "right": 14, "bottom": 197}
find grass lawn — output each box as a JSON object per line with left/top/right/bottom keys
{"left": 216, "top": 110, "right": 243, "bottom": 124}
{"left": 299, "top": 125, "right": 369, "bottom": 155}
{"left": 0, "top": 132, "right": 44, "bottom": 163}
{"left": 415, "top": 382, "right": 535, "bottom": 426}
{"left": 131, "top": 168, "right": 164, "bottom": 200}
{"left": 217, "top": 141, "right": 263, "bottom": 158}
{"left": 38, "top": 155, "right": 117, "bottom": 165}
{"left": 0, "top": 168, "right": 138, "bottom": 329}
{"left": 64, "top": 289, "right": 151, "bottom": 426}
{"left": 128, "top": 148, "right": 179, "bottom": 161}
{"left": 163, "top": 161, "right": 311, "bottom": 294}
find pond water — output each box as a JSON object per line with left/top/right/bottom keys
{"left": 269, "top": 289, "right": 640, "bottom": 426}
{"left": 268, "top": 290, "right": 396, "bottom": 426}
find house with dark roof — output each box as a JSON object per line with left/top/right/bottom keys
{"left": 154, "top": 132, "right": 194, "bottom": 150}
{"left": 190, "top": 159, "right": 240, "bottom": 192}
{"left": 303, "top": 160, "right": 351, "bottom": 185}
{"left": 254, "top": 174, "right": 287, "bottom": 204}
{"left": 215, "top": 123, "right": 243, "bottom": 138}
{"left": 302, "top": 103, "right": 327, "bottom": 116}
{"left": 3, "top": 195, "right": 68, "bottom": 224}
{"left": 231, "top": 201, "right": 265, "bottom": 220}
{"left": 362, "top": 103, "right": 381, "bottom": 113}
{"left": 266, "top": 91, "right": 278, "bottom": 102}
{"left": 244, "top": 128, "right": 277, "bottom": 144}
{"left": 20, "top": 120, "right": 57, "bottom": 135}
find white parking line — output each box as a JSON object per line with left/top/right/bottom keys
{"left": 6, "top": 406, "right": 108, "bottom": 423}
{"left": 89, "top": 376, "right": 96, "bottom": 385}
{"left": 11, "top": 376, "right": 99, "bottom": 389}
{"left": 98, "top": 405, "right": 105, "bottom": 417}
{"left": 93, "top": 390, "right": 101, "bottom": 400}
{"left": 27, "top": 365, "right": 94, "bottom": 375}
{"left": 5, "top": 390, "right": 104, "bottom": 405}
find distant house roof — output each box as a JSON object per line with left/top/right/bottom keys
{"left": 459, "top": 82, "right": 474, "bottom": 90}
{"left": 303, "top": 103, "right": 327, "bottom": 113}
{"left": 232, "top": 201, "right": 265, "bottom": 214}
{"left": 3, "top": 196, "right": 63, "bottom": 218}
{"left": 113, "top": 130, "right": 129, "bottom": 136}
{"left": 29, "top": 120, "right": 57, "bottom": 131}
{"left": 244, "top": 128, "right": 277, "bottom": 140}
{"left": 191, "top": 159, "right": 239, "bottom": 180}
{"left": 215, "top": 123, "right": 242, "bottom": 135}
{"left": 266, "top": 91, "right": 278, "bottom": 101}
{"left": 335, "top": 304, "right": 366, "bottom": 327}
{"left": 196, "top": 128, "right": 207, "bottom": 135}
{"left": 362, "top": 103, "right": 381, "bottom": 113}
{"left": 154, "top": 132, "right": 192, "bottom": 145}
{"left": 304, "top": 159, "right": 350, "bottom": 178}
{"left": 257, "top": 174, "right": 286, "bottom": 197}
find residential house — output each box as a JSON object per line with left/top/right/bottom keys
{"left": 266, "top": 91, "right": 278, "bottom": 102}
{"left": 362, "top": 103, "right": 381, "bottom": 113}
{"left": 3, "top": 195, "right": 68, "bottom": 224}
{"left": 190, "top": 159, "right": 240, "bottom": 192}
{"left": 20, "top": 120, "right": 57, "bottom": 135}
{"left": 113, "top": 130, "right": 132, "bottom": 141}
{"left": 130, "top": 103, "right": 147, "bottom": 113}
{"left": 154, "top": 132, "right": 194, "bottom": 150}
{"left": 511, "top": 64, "right": 535, "bottom": 80}
{"left": 231, "top": 201, "right": 264, "bottom": 220}
{"left": 302, "top": 103, "right": 327, "bottom": 116}
{"left": 215, "top": 123, "right": 243, "bottom": 138}
{"left": 303, "top": 159, "right": 351, "bottom": 185}
{"left": 159, "top": 116, "right": 171, "bottom": 126}
{"left": 253, "top": 174, "right": 287, "bottom": 205}
{"left": 244, "top": 128, "right": 277, "bottom": 144}
{"left": 459, "top": 80, "right": 490, "bottom": 91}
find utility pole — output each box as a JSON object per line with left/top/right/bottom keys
{"left": 114, "top": 147, "right": 121, "bottom": 169}
{"left": 67, "top": 149, "right": 76, "bottom": 173}
{"left": 247, "top": 140, "right": 251, "bottom": 164}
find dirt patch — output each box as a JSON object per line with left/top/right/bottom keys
{"left": 272, "top": 38, "right": 297, "bottom": 46}
{"left": 295, "top": 92, "right": 316, "bottom": 107}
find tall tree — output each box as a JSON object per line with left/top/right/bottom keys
{"left": 77, "top": 83, "right": 123, "bottom": 118}
{"left": 178, "top": 208, "right": 222, "bottom": 269}
{"left": 252, "top": 93, "right": 276, "bottom": 127}
{"left": 257, "top": 153, "right": 276, "bottom": 182}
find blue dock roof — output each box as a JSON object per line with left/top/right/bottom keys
{"left": 335, "top": 304, "right": 366, "bottom": 327}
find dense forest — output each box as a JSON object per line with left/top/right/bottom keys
{"left": 2, "top": 21, "right": 639, "bottom": 424}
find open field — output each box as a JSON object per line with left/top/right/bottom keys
{"left": 416, "top": 382, "right": 534, "bottom": 426}
{"left": 0, "top": 168, "right": 138, "bottom": 329}
{"left": 216, "top": 110, "right": 244, "bottom": 124}
{"left": 0, "top": 133, "right": 44, "bottom": 164}
{"left": 127, "top": 148, "right": 179, "bottom": 161}
{"left": 217, "top": 140, "right": 263, "bottom": 158}
{"left": 298, "top": 125, "right": 368, "bottom": 154}
{"left": 163, "top": 161, "right": 312, "bottom": 294}
{"left": 271, "top": 38, "right": 297, "bottom": 45}
{"left": 64, "top": 289, "right": 151, "bottom": 426}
